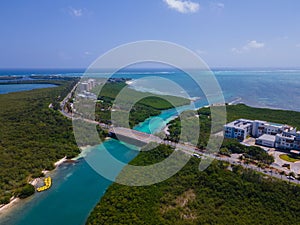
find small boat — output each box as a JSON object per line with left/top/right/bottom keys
{"left": 36, "top": 177, "right": 52, "bottom": 192}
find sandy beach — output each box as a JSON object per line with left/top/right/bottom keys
{"left": 163, "top": 125, "right": 170, "bottom": 136}
{"left": 0, "top": 197, "right": 20, "bottom": 214}
{"left": 0, "top": 156, "right": 69, "bottom": 216}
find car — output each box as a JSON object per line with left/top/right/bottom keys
{"left": 193, "top": 153, "right": 201, "bottom": 158}
{"left": 287, "top": 176, "right": 295, "bottom": 180}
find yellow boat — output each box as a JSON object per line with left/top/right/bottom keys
{"left": 37, "top": 177, "right": 52, "bottom": 192}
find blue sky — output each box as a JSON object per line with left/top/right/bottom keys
{"left": 1, "top": 0, "right": 300, "bottom": 68}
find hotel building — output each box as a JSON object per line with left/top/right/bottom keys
{"left": 224, "top": 119, "right": 300, "bottom": 151}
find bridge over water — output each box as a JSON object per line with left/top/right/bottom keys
{"left": 108, "top": 127, "right": 163, "bottom": 147}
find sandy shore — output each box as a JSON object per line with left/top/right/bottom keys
{"left": 0, "top": 197, "right": 20, "bottom": 214}
{"left": 0, "top": 156, "right": 70, "bottom": 217}
{"left": 163, "top": 125, "right": 170, "bottom": 136}
{"left": 54, "top": 156, "right": 67, "bottom": 167}
{"left": 29, "top": 156, "right": 68, "bottom": 185}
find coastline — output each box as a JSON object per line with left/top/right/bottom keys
{"left": 0, "top": 156, "right": 69, "bottom": 217}
{"left": 0, "top": 198, "right": 20, "bottom": 215}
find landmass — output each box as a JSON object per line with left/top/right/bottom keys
{"left": 87, "top": 104, "right": 300, "bottom": 224}
{"left": 0, "top": 78, "right": 190, "bottom": 212}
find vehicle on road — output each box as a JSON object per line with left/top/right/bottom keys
{"left": 287, "top": 176, "right": 295, "bottom": 180}
{"left": 193, "top": 153, "right": 201, "bottom": 158}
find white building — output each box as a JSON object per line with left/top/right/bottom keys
{"left": 252, "top": 120, "right": 285, "bottom": 138}
{"left": 255, "top": 134, "right": 276, "bottom": 148}
{"left": 78, "top": 79, "right": 96, "bottom": 92}
{"left": 224, "top": 119, "right": 253, "bottom": 141}
{"left": 224, "top": 118, "right": 300, "bottom": 151}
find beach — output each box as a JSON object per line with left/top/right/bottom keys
{"left": 0, "top": 156, "right": 69, "bottom": 216}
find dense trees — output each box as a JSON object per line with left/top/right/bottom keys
{"left": 222, "top": 139, "right": 274, "bottom": 164}
{"left": 93, "top": 82, "right": 190, "bottom": 127}
{"left": 166, "top": 104, "right": 300, "bottom": 164}
{"left": 0, "top": 79, "right": 80, "bottom": 202}
{"left": 87, "top": 145, "right": 300, "bottom": 225}
{"left": 16, "top": 184, "right": 35, "bottom": 199}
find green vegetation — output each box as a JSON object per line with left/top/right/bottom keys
{"left": 226, "top": 103, "right": 300, "bottom": 128}
{"left": 166, "top": 109, "right": 211, "bottom": 147}
{"left": 222, "top": 138, "right": 274, "bottom": 164}
{"left": 279, "top": 154, "right": 300, "bottom": 163}
{"left": 87, "top": 145, "right": 300, "bottom": 225}
{"left": 93, "top": 82, "right": 190, "bottom": 127}
{"left": 166, "top": 104, "right": 300, "bottom": 164}
{"left": 16, "top": 184, "right": 35, "bottom": 199}
{"left": 0, "top": 79, "right": 81, "bottom": 202}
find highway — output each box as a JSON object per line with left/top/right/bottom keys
{"left": 58, "top": 83, "right": 300, "bottom": 185}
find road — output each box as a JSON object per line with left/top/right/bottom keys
{"left": 58, "top": 83, "right": 300, "bottom": 185}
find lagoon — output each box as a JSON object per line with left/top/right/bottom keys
{"left": 1, "top": 69, "right": 300, "bottom": 224}
{"left": 0, "top": 98, "right": 202, "bottom": 225}
{"left": 0, "top": 84, "right": 57, "bottom": 94}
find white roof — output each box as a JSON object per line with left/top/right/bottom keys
{"left": 257, "top": 134, "right": 276, "bottom": 142}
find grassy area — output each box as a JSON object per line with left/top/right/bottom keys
{"left": 87, "top": 145, "right": 300, "bottom": 225}
{"left": 93, "top": 82, "right": 190, "bottom": 127}
{"left": 93, "top": 82, "right": 190, "bottom": 109}
{"left": 0, "top": 79, "right": 82, "bottom": 203}
{"left": 279, "top": 154, "right": 300, "bottom": 163}
{"left": 226, "top": 104, "right": 300, "bottom": 128}
{"left": 167, "top": 103, "right": 300, "bottom": 150}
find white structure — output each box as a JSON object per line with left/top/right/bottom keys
{"left": 78, "top": 79, "right": 96, "bottom": 92}
{"left": 251, "top": 120, "right": 285, "bottom": 138}
{"left": 224, "top": 119, "right": 253, "bottom": 141}
{"left": 255, "top": 134, "right": 276, "bottom": 148}
{"left": 78, "top": 82, "right": 90, "bottom": 92}
{"left": 224, "top": 118, "right": 300, "bottom": 151}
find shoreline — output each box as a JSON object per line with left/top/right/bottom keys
{"left": 0, "top": 141, "right": 110, "bottom": 219}
{"left": 0, "top": 156, "right": 69, "bottom": 217}
{"left": 0, "top": 198, "right": 20, "bottom": 214}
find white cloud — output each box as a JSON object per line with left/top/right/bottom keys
{"left": 163, "top": 0, "right": 200, "bottom": 13}
{"left": 211, "top": 2, "right": 225, "bottom": 9}
{"left": 232, "top": 40, "right": 265, "bottom": 54}
{"left": 245, "top": 40, "right": 265, "bottom": 49}
{"left": 69, "top": 7, "right": 83, "bottom": 17}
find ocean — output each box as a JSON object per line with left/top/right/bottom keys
{"left": 1, "top": 68, "right": 299, "bottom": 111}
{"left": 0, "top": 69, "right": 299, "bottom": 225}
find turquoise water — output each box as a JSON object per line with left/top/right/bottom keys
{"left": 0, "top": 140, "right": 139, "bottom": 225}
{"left": 1, "top": 69, "right": 300, "bottom": 224}
{"left": 0, "top": 84, "right": 57, "bottom": 94}
{"left": 0, "top": 100, "right": 196, "bottom": 225}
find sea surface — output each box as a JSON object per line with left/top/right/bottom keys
{"left": 0, "top": 84, "right": 57, "bottom": 94}
{"left": 0, "top": 68, "right": 299, "bottom": 111}
{"left": 0, "top": 69, "right": 299, "bottom": 225}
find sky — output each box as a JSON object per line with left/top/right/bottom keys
{"left": 0, "top": 0, "right": 300, "bottom": 68}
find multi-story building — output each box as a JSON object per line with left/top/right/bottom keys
{"left": 224, "top": 119, "right": 300, "bottom": 151}
{"left": 78, "top": 79, "right": 96, "bottom": 93}
{"left": 224, "top": 119, "right": 253, "bottom": 141}
{"left": 251, "top": 120, "right": 286, "bottom": 138}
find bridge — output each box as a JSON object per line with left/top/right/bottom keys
{"left": 108, "top": 127, "right": 163, "bottom": 147}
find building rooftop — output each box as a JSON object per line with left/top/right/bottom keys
{"left": 225, "top": 119, "right": 253, "bottom": 129}
{"left": 256, "top": 134, "right": 276, "bottom": 142}
{"left": 254, "top": 120, "right": 284, "bottom": 128}
{"left": 276, "top": 133, "right": 295, "bottom": 140}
